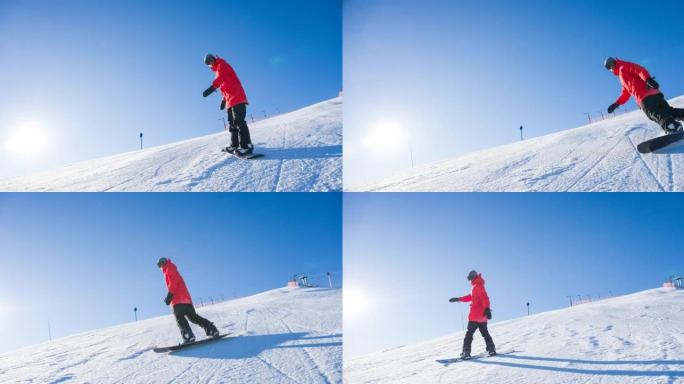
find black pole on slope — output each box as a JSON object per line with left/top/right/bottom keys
{"left": 139, "top": 132, "right": 143, "bottom": 150}
{"left": 520, "top": 126, "right": 523, "bottom": 141}
{"left": 134, "top": 307, "right": 138, "bottom": 321}
{"left": 567, "top": 295, "right": 573, "bottom": 307}
{"left": 526, "top": 302, "right": 530, "bottom": 316}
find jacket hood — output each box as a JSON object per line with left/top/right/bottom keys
{"left": 470, "top": 273, "right": 485, "bottom": 286}
{"left": 161, "top": 258, "right": 174, "bottom": 272}
{"left": 210, "top": 57, "right": 223, "bottom": 72}
{"left": 611, "top": 58, "right": 624, "bottom": 76}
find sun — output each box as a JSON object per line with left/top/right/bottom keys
{"left": 344, "top": 286, "right": 372, "bottom": 321}
{"left": 363, "top": 120, "right": 407, "bottom": 153}
{"left": 4, "top": 121, "right": 50, "bottom": 157}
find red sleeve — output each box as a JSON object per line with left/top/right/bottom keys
{"left": 459, "top": 294, "right": 472, "bottom": 302}
{"left": 164, "top": 268, "right": 181, "bottom": 295}
{"left": 211, "top": 61, "right": 226, "bottom": 89}
{"left": 615, "top": 87, "right": 630, "bottom": 105}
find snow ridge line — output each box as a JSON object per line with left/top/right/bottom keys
{"left": 626, "top": 134, "right": 666, "bottom": 191}
{"left": 564, "top": 131, "right": 624, "bottom": 191}
{"left": 256, "top": 355, "right": 305, "bottom": 384}
{"left": 269, "top": 307, "right": 334, "bottom": 384}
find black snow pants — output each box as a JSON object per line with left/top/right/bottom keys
{"left": 462, "top": 321, "right": 496, "bottom": 354}
{"left": 227, "top": 103, "right": 252, "bottom": 148}
{"left": 173, "top": 303, "right": 215, "bottom": 339}
{"left": 641, "top": 93, "right": 684, "bottom": 130}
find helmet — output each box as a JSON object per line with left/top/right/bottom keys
{"left": 604, "top": 57, "right": 616, "bottom": 71}
{"left": 157, "top": 257, "right": 168, "bottom": 268}
{"left": 467, "top": 270, "right": 478, "bottom": 281}
{"left": 204, "top": 54, "right": 216, "bottom": 66}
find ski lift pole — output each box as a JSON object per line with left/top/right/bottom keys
{"left": 520, "top": 125, "right": 523, "bottom": 141}
{"left": 526, "top": 302, "right": 530, "bottom": 316}
{"left": 134, "top": 307, "right": 138, "bottom": 321}
{"left": 139, "top": 132, "right": 143, "bottom": 150}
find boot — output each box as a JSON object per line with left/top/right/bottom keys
{"left": 181, "top": 330, "right": 195, "bottom": 344}
{"left": 664, "top": 120, "right": 683, "bottom": 134}
{"left": 236, "top": 143, "right": 254, "bottom": 157}
{"left": 205, "top": 323, "right": 219, "bottom": 338}
{"left": 460, "top": 350, "right": 471, "bottom": 360}
{"left": 224, "top": 145, "right": 239, "bottom": 154}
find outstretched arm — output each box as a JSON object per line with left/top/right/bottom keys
{"left": 615, "top": 87, "right": 630, "bottom": 106}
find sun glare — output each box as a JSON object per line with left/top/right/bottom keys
{"left": 363, "top": 120, "right": 407, "bottom": 153}
{"left": 344, "top": 286, "right": 372, "bottom": 321}
{"left": 4, "top": 121, "right": 50, "bottom": 157}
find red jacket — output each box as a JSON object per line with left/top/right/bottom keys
{"left": 161, "top": 259, "right": 193, "bottom": 307}
{"left": 611, "top": 59, "right": 661, "bottom": 107}
{"left": 458, "top": 274, "right": 490, "bottom": 323}
{"left": 210, "top": 57, "right": 248, "bottom": 108}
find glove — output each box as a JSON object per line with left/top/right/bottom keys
{"left": 449, "top": 297, "right": 459, "bottom": 303}
{"left": 202, "top": 86, "right": 216, "bottom": 97}
{"left": 220, "top": 99, "right": 226, "bottom": 110}
{"left": 607, "top": 103, "right": 619, "bottom": 114}
{"left": 164, "top": 292, "right": 173, "bottom": 306}
{"left": 484, "top": 308, "right": 492, "bottom": 320}
{"left": 646, "top": 77, "right": 659, "bottom": 90}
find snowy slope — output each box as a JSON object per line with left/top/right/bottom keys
{"left": 345, "top": 288, "right": 684, "bottom": 384}
{"left": 352, "top": 96, "right": 684, "bottom": 192}
{"left": 0, "top": 287, "right": 342, "bottom": 384}
{"left": 0, "top": 98, "right": 342, "bottom": 192}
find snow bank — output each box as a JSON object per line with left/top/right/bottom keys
{"left": 0, "top": 98, "right": 342, "bottom": 192}
{"left": 351, "top": 96, "right": 684, "bottom": 192}
{"left": 0, "top": 287, "right": 342, "bottom": 383}
{"left": 345, "top": 288, "right": 684, "bottom": 384}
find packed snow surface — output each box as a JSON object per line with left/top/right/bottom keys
{"left": 0, "top": 98, "right": 342, "bottom": 192}
{"left": 352, "top": 96, "right": 684, "bottom": 192}
{"left": 0, "top": 287, "right": 342, "bottom": 384}
{"left": 345, "top": 288, "right": 684, "bottom": 384}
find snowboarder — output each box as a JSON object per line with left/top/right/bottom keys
{"left": 157, "top": 257, "right": 219, "bottom": 344}
{"left": 604, "top": 57, "right": 684, "bottom": 133}
{"left": 449, "top": 270, "right": 496, "bottom": 360}
{"left": 202, "top": 53, "right": 254, "bottom": 156}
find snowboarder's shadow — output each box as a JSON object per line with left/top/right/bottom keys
{"left": 259, "top": 145, "right": 342, "bottom": 160}
{"left": 170, "top": 332, "right": 342, "bottom": 360}
{"left": 474, "top": 354, "right": 684, "bottom": 377}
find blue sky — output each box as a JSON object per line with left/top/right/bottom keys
{"left": 344, "top": 0, "right": 684, "bottom": 185}
{"left": 0, "top": 0, "right": 341, "bottom": 178}
{"left": 344, "top": 193, "right": 682, "bottom": 358}
{"left": 0, "top": 193, "right": 341, "bottom": 353}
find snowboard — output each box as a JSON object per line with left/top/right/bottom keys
{"left": 436, "top": 350, "right": 517, "bottom": 366}
{"left": 637, "top": 131, "right": 684, "bottom": 154}
{"left": 153, "top": 333, "right": 234, "bottom": 353}
{"left": 221, "top": 147, "right": 264, "bottom": 160}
